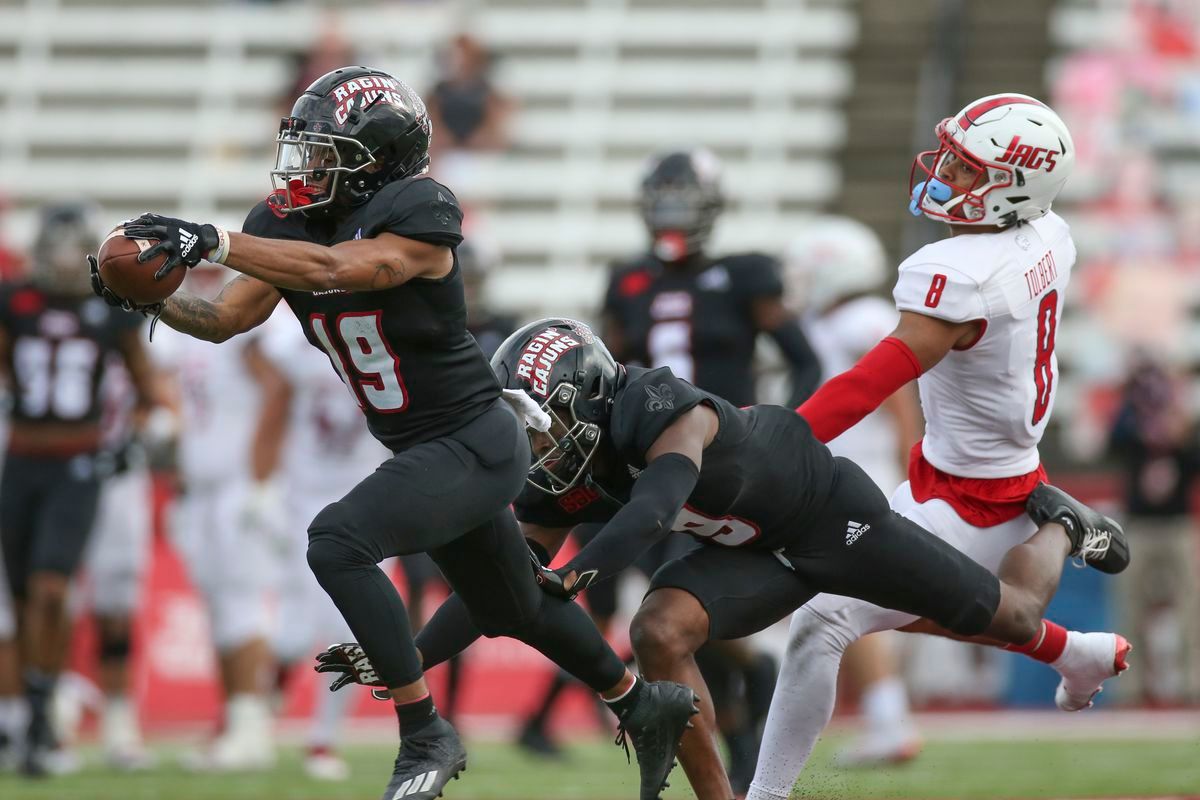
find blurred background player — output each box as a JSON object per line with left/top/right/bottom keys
{"left": 1108, "top": 353, "right": 1200, "bottom": 703}
{"left": 0, "top": 202, "right": 155, "bottom": 776}
{"left": 781, "top": 216, "right": 924, "bottom": 767}
{"left": 257, "top": 308, "right": 390, "bottom": 781}
{"left": 150, "top": 264, "right": 281, "bottom": 772}
{"left": 55, "top": 351, "right": 160, "bottom": 771}
{"left": 603, "top": 148, "right": 820, "bottom": 408}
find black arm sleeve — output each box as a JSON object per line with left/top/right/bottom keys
{"left": 563, "top": 452, "right": 699, "bottom": 583}
{"left": 770, "top": 318, "right": 822, "bottom": 406}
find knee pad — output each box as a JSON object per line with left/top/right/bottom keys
{"left": 99, "top": 626, "right": 132, "bottom": 663}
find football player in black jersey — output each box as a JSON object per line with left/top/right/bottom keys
{"left": 405, "top": 317, "right": 1127, "bottom": 800}
{"left": 603, "top": 148, "right": 819, "bottom": 408}
{"left": 88, "top": 67, "right": 697, "bottom": 800}
{"left": 0, "top": 203, "right": 158, "bottom": 776}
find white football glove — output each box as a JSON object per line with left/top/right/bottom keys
{"left": 501, "top": 388, "right": 551, "bottom": 432}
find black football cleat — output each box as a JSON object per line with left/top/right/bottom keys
{"left": 515, "top": 720, "right": 565, "bottom": 760}
{"left": 613, "top": 680, "right": 699, "bottom": 800}
{"left": 380, "top": 716, "right": 467, "bottom": 800}
{"left": 1026, "top": 483, "right": 1130, "bottom": 574}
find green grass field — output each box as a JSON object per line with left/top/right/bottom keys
{"left": 2, "top": 735, "right": 1198, "bottom": 800}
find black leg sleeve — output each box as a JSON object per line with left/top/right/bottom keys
{"left": 307, "top": 530, "right": 422, "bottom": 688}
{"left": 415, "top": 593, "right": 482, "bottom": 670}
{"left": 430, "top": 510, "right": 627, "bottom": 694}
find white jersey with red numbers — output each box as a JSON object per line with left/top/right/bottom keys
{"left": 893, "top": 211, "right": 1075, "bottom": 479}
{"left": 149, "top": 326, "right": 263, "bottom": 486}
{"left": 806, "top": 296, "right": 902, "bottom": 491}
{"left": 258, "top": 309, "right": 388, "bottom": 496}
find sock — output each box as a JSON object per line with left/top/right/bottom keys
{"left": 395, "top": 694, "right": 438, "bottom": 738}
{"left": 861, "top": 677, "right": 911, "bottom": 736}
{"left": 24, "top": 669, "right": 55, "bottom": 722}
{"left": 309, "top": 673, "right": 354, "bottom": 750}
{"left": 226, "top": 694, "right": 271, "bottom": 740}
{"left": 1005, "top": 620, "right": 1068, "bottom": 664}
{"left": 0, "top": 697, "right": 18, "bottom": 740}
{"left": 602, "top": 675, "right": 644, "bottom": 720}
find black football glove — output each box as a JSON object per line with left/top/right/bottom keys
{"left": 123, "top": 213, "right": 220, "bottom": 280}
{"left": 87, "top": 254, "right": 164, "bottom": 316}
{"left": 530, "top": 552, "right": 599, "bottom": 602}
{"left": 314, "top": 642, "right": 391, "bottom": 701}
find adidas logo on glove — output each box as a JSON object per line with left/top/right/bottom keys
{"left": 179, "top": 229, "right": 199, "bottom": 259}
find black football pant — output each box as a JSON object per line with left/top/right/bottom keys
{"left": 0, "top": 451, "right": 103, "bottom": 598}
{"left": 305, "top": 399, "right": 626, "bottom": 692}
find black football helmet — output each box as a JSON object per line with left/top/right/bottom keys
{"left": 639, "top": 148, "right": 725, "bottom": 262}
{"left": 492, "top": 318, "right": 621, "bottom": 495}
{"left": 33, "top": 201, "right": 100, "bottom": 296}
{"left": 269, "top": 66, "right": 432, "bottom": 216}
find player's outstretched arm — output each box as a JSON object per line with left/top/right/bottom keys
{"left": 540, "top": 405, "right": 716, "bottom": 599}
{"left": 223, "top": 231, "right": 452, "bottom": 293}
{"left": 797, "top": 311, "right": 980, "bottom": 443}
{"left": 159, "top": 275, "right": 280, "bottom": 344}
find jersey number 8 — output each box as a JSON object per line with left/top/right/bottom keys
{"left": 1031, "top": 290, "right": 1057, "bottom": 426}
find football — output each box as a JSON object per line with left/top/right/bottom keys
{"left": 96, "top": 227, "right": 184, "bottom": 305}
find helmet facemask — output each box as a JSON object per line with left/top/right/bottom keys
{"left": 909, "top": 119, "right": 1016, "bottom": 226}
{"left": 526, "top": 382, "right": 604, "bottom": 496}
{"left": 269, "top": 117, "right": 377, "bottom": 216}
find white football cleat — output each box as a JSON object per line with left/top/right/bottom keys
{"left": 304, "top": 746, "right": 350, "bottom": 781}
{"left": 834, "top": 728, "right": 923, "bottom": 768}
{"left": 1052, "top": 632, "right": 1132, "bottom": 711}
{"left": 102, "top": 698, "right": 155, "bottom": 771}
{"left": 181, "top": 697, "right": 276, "bottom": 772}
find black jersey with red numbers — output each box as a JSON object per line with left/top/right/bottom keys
{"left": 514, "top": 366, "right": 836, "bottom": 551}
{"left": 603, "top": 253, "right": 783, "bottom": 407}
{"left": 242, "top": 175, "right": 500, "bottom": 452}
{"left": 0, "top": 283, "right": 141, "bottom": 426}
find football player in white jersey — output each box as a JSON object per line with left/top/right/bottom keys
{"left": 74, "top": 356, "right": 156, "bottom": 770}
{"left": 151, "top": 265, "right": 281, "bottom": 771}
{"left": 257, "top": 308, "right": 389, "bottom": 781}
{"left": 747, "top": 95, "right": 1131, "bottom": 800}
{"left": 783, "top": 217, "right": 924, "bottom": 767}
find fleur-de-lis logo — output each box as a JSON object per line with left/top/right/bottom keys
{"left": 645, "top": 384, "right": 675, "bottom": 412}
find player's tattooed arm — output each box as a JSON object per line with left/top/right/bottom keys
{"left": 222, "top": 231, "right": 451, "bottom": 292}
{"left": 159, "top": 275, "right": 281, "bottom": 343}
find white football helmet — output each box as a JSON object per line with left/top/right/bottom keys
{"left": 783, "top": 216, "right": 887, "bottom": 314}
{"left": 909, "top": 93, "right": 1075, "bottom": 227}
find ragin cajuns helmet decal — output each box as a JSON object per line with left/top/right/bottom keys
{"left": 516, "top": 328, "right": 585, "bottom": 397}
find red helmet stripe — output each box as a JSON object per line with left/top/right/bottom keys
{"left": 957, "top": 96, "right": 1045, "bottom": 129}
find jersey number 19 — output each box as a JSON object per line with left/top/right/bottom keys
{"left": 310, "top": 312, "right": 409, "bottom": 413}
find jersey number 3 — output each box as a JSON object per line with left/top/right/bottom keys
{"left": 1031, "top": 290, "right": 1057, "bottom": 426}
{"left": 310, "top": 312, "right": 408, "bottom": 413}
